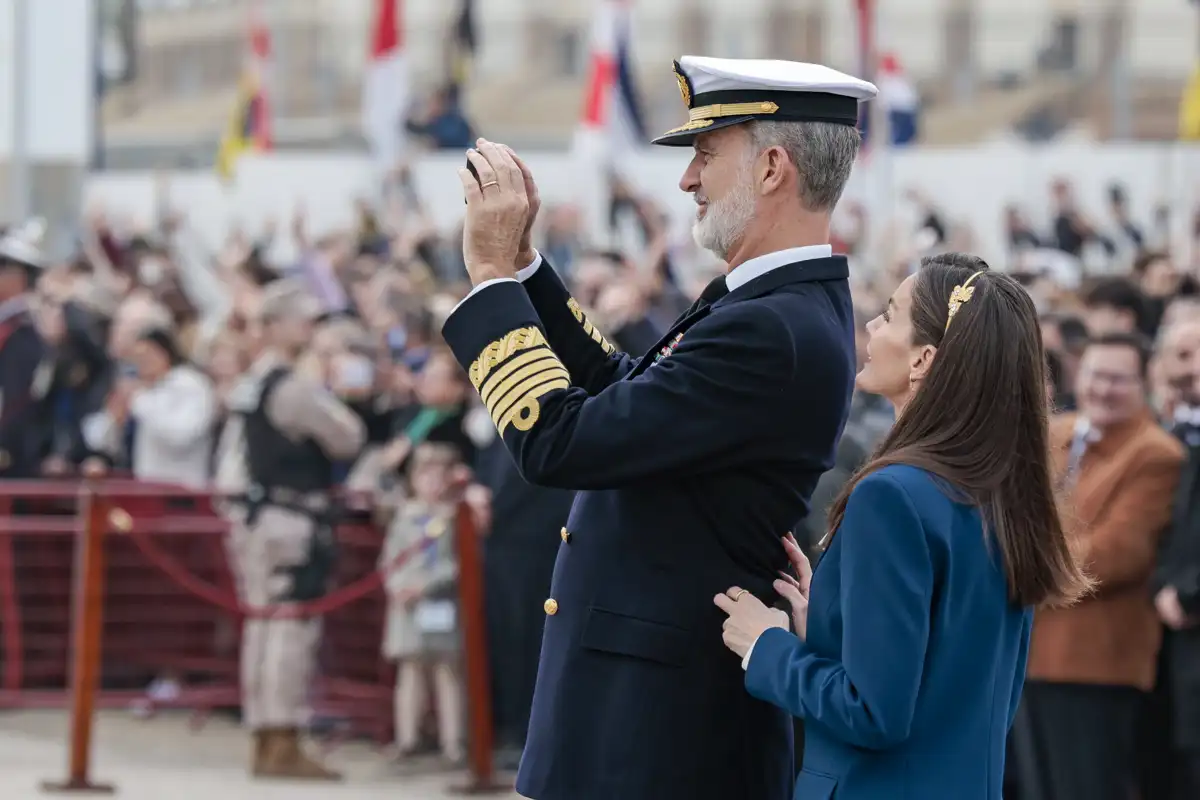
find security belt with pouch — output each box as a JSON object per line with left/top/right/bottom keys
{"left": 235, "top": 483, "right": 341, "bottom": 604}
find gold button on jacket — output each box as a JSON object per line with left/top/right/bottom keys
{"left": 544, "top": 598, "right": 559, "bottom": 616}
{"left": 560, "top": 527, "right": 571, "bottom": 543}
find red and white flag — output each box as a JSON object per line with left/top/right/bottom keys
{"left": 362, "top": 0, "right": 408, "bottom": 168}
{"left": 573, "top": 0, "right": 645, "bottom": 164}
{"left": 572, "top": 0, "right": 647, "bottom": 245}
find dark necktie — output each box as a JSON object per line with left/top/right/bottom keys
{"left": 677, "top": 275, "right": 730, "bottom": 321}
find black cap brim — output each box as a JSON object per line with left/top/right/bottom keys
{"left": 652, "top": 86, "right": 863, "bottom": 147}
{"left": 651, "top": 115, "right": 759, "bottom": 147}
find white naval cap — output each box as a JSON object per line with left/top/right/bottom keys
{"left": 653, "top": 56, "right": 879, "bottom": 147}
{"left": 0, "top": 218, "right": 46, "bottom": 272}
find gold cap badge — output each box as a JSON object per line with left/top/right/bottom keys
{"left": 673, "top": 60, "right": 692, "bottom": 108}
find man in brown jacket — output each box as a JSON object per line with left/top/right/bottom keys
{"left": 1009, "top": 332, "right": 1184, "bottom": 800}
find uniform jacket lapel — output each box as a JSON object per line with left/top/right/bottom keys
{"left": 626, "top": 305, "right": 713, "bottom": 381}
{"left": 625, "top": 256, "right": 849, "bottom": 381}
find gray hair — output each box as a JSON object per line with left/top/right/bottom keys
{"left": 746, "top": 120, "right": 860, "bottom": 213}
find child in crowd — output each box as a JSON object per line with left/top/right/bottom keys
{"left": 378, "top": 441, "right": 465, "bottom": 766}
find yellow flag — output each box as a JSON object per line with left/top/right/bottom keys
{"left": 215, "top": 74, "right": 265, "bottom": 183}
{"left": 1179, "top": 62, "right": 1200, "bottom": 140}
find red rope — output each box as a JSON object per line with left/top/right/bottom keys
{"left": 119, "top": 518, "right": 424, "bottom": 620}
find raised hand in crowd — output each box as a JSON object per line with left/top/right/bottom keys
{"left": 776, "top": 533, "right": 813, "bottom": 640}
{"left": 595, "top": 282, "right": 646, "bottom": 331}
{"left": 379, "top": 436, "right": 414, "bottom": 474}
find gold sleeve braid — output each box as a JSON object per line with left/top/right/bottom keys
{"left": 567, "top": 298, "right": 617, "bottom": 355}
{"left": 469, "top": 326, "right": 571, "bottom": 435}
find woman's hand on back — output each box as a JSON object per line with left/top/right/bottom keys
{"left": 775, "top": 533, "right": 813, "bottom": 639}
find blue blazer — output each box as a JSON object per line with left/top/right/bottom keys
{"left": 745, "top": 465, "right": 1033, "bottom": 800}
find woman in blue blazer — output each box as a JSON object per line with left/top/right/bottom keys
{"left": 715, "top": 253, "right": 1092, "bottom": 800}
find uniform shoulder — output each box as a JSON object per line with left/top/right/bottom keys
{"left": 698, "top": 301, "right": 796, "bottom": 364}
{"left": 708, "top": 297, "right": 790, "bottom": 333}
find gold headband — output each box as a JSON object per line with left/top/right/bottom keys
{"left": 945, "top": 270, "right": 986, "bottom": 332}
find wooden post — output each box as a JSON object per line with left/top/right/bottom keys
{"left": 449, "top": 501, "right": 509, "bottom": 794}
{"left": 42, "top": 487, "right": 114, "bottom": 794}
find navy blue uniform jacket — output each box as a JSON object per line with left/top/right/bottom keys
{"left": 0, "top": 299, "right": 47, "bottom": 478}
{"left": 442, "top": 252, "right": 856, "bottom": 800}
{"left": 745, "top": 466, "right": 1033, "bottom": 800}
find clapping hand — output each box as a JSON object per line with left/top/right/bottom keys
{"left": 502, "top": 144, "right": 540, "bottom": 268}
{"left": 456, "top": 139, "right": 530, "bottom": 286}
{"left": 775, "top": 533, "right": 813, "bottom": 639}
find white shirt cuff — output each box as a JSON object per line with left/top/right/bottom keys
{"left": 742, "top": 636, "right": 761, "bottom": 671}
{"left": 448, "top": 252, "right": 544, "bottom": 317}
{"left": 515, "top": 251, "right": 543, "bottom": 281}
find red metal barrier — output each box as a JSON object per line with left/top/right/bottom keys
{"left": 0, "top": 480, "right": 499, "bottom": 792}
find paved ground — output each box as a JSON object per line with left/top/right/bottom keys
{"left": 0, "top": 711, "right": 521, "bottom": 799}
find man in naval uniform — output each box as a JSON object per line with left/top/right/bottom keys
{"left": 215, "top": 279, "right": 365, "bottom": 780}
{"left": 0, "top": 222, "right": 51, "bottom": 477}
{"left": 440, "top": 57, "right": 876, "bottom": 800}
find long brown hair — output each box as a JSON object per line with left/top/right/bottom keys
{"left": 827, "top": 253, "right": 1091, "bottom": 607}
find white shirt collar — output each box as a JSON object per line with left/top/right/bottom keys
{"left": 1175, "top": 405, "right": 1200, "bottom": 426}
{"left": 1073, "top": 416, "right": 1103, "bottom": 444}
{"left": 724, "top": 245, "right": 834, "bottom": 292}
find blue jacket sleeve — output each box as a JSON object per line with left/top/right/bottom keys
{"left": 1006, "top": 613, "right": 1032, "bottom": 730}
{"left": 441, "top": 279, "right": 795, "bottom": 490}
{"left": 520, "top": 254, "right": 640, "bottom": 394}
{"left": 744, "top": 472, "right": 933, "bottom": 750}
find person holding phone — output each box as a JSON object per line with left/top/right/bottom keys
{"left": 442, "top": 57, "right": 878, "bottom": 800}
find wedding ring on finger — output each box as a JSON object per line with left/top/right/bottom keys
{"left": 480, "top": 180, "right": 500, "bottom": 189}
{"left": 732, "top": 589, "right": 748, "bottom": 602}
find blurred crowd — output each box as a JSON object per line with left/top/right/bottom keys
{"left": 5, "top": 164, "right": 1200, "bottom": 789}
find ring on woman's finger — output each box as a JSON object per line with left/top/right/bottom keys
{"left": 480, "top": 180, "right": 499, "bottom": 189}
{"left": 732, "top": 589, "right": 748, "bottom": 602}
